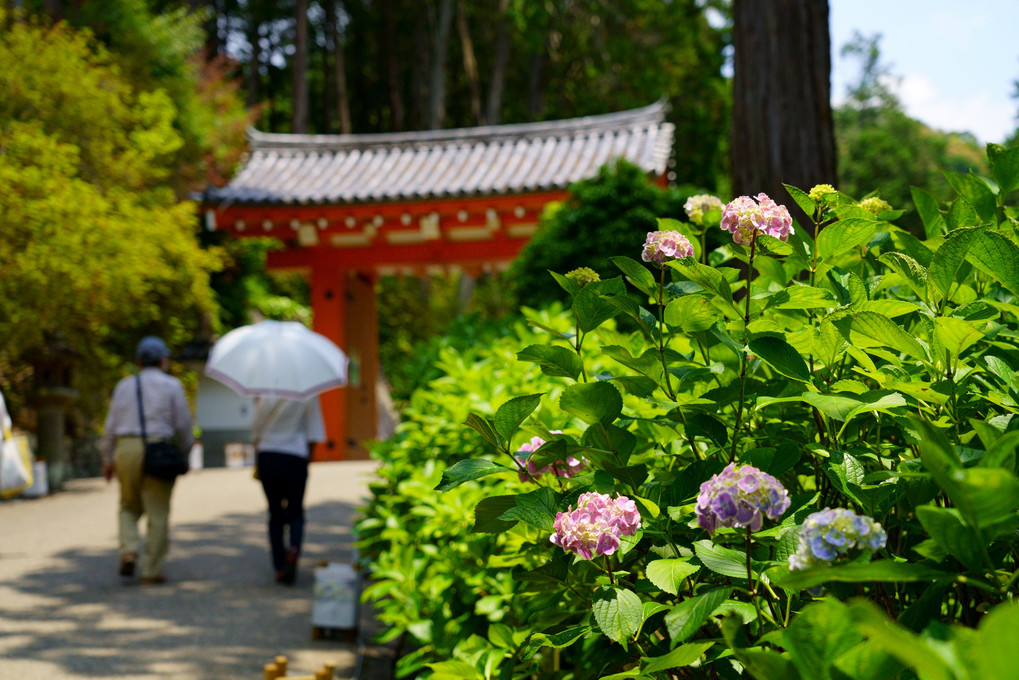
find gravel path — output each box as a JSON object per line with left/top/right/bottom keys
{"left": 0, "top": 461, "right": 380, "bottom": 680}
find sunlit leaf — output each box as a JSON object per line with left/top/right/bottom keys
{"left": 436, "top": 459, "right": 514, "bottom": 492}
{"left": 664, "top": 586, "right": 731, "bottom": 643}
{"left": 592, "top": 588, "right": 643, "bottom": 644}
{"left": 646, "top": 559, "right": 700, "bottom": 595}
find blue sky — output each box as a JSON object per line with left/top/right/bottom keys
{"left": 829, "top": 0, "right": 1018, "bottom": 144}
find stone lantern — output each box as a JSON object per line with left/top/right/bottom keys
{"left": 29, "top": 339, "right": 80, "bottom": 490}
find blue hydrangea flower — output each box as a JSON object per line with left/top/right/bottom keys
{"left": 696, "top": 463, "right": 791, "bottom": 534}
{"left": 789, "top": 508, "right": 887, "bottom": 570}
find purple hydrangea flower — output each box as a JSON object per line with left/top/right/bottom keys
{"left": 550, "top": 492, "right": 641, "bottom": 559}
{"left": 695, "top": 463, "right": 791, "bottom": 534}
{"left": 788, "top": 508, "right": 887, "bottom": 571}
{"left": 720, "top": 193, "right": 794, "bottom": 245}
{"left": 642, "top": 230, "right": 695, "bottom": 265}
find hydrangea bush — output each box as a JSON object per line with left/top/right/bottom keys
{"left": 359, "top": 144, "right": 1019, "bottom": 680}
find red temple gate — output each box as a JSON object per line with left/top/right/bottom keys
{"left": 202, "top": 102, "right": 674, "bottom": 460}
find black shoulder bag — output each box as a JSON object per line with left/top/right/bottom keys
{"left": 136, "top": 375, "right": 189, "bottom": 481}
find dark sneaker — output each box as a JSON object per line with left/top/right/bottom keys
{"left": 119, "top": 553, "right": 137, "bottom": 577}
{"left": 140, "top": 575, "right": 167, "bottom": 585}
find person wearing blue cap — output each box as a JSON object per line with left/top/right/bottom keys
{"left": 99, "top": 336, "right": 194, "bottom": 585}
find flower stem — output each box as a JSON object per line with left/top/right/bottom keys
{"left": 729, "top": 234, "right": 757, "bottom": 461}
{"left": 746, "top": 526, "right": 763, "bottom": 634}
{"left": 658, "top": 265, "right": 675, "bottom": 399}
{"left": 745, "top": 527, "right": 756, "bottom": 597}
{"left": 575, "top": 317, "right": 588, "bottom": 383}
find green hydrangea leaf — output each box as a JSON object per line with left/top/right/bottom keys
{"left": 560, "top": 381, "right": 622, "bottom": 425}
{"left": 664, "top": 586, "right": 732, "bottom": 643}
{"left": 646, "top": 559, "right": 700, "bottom": 595}
{"left": 493, "top": 393, "right": 543, "bottom": 442}
{"left": 641, "top": 642, "right": 715, "bottom": 673}
{"left": 436, "top": 459, "right": 514, "bottom": 492}
{"left": 592, "top": 588, "right": 643, "bottom": 644}
{"left": 750, "top": 335, "right": 811, "bottom": 382}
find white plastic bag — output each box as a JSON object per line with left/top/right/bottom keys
{"left": 1, "top": 434, "right": 33, "bottom": 498}
{"left": 1, "top": 391, "right": 33, "bottom": 499}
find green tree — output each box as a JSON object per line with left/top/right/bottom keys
{"left": 29, "top": 0, "right": 252, "bottom": 195}
{"left": 835, "top": 32, "right": 985, "bottom": 230}
{"left": 188, "top": 0, "right": 729, "bottom": 188}
{"left": 508, "top": 160, "right": 696, "bottom": 307}
{"left": 0, "top": 15, "right": 221, "bottom": 420}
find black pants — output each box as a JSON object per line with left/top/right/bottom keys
{"left": 257, "top": 451, "right": 309, "bottom": 571}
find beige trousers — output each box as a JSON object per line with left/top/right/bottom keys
{"left": 114, "top": 437, "right": 175, "bottom": 579}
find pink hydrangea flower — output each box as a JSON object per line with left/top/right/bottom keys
{"left": 720, "top": 193, "right": 794, "bottom": 245}
{"left": 550, "top": 492, "right": 642, "bottom": 559}
{"left": 695, "top": 463, "right": 790, "bottom": 534}
{"left": 514, "top": 433, "right": 586, "bottom": 482}
{"left": 642, "top": 230, "right": 695, "bottom": 265}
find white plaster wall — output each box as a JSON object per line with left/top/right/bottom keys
{"left": 196, "top": 375, "right": 254, "bottom": 431}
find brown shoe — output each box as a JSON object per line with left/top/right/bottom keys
{"left": 280, "top": 548, "right": 299, "bottom": 585}
{"left": 140, "top": 575, "right": 167, "bottom": 585}
{"left": 119, "top": 553, "right": 137, "bottom": 577}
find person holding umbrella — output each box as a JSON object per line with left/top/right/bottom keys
{"left": 252, "top": 395, "right": 326, "bottom": 584}
{"left": 204, "top": 320, "right": 347, "bottom": 585}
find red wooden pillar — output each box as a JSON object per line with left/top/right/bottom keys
{"left": 343, "top": 271, "right": 379, "bottom": 459}
{"left": 310, "top": 263, "right": 348, "bottom": 461}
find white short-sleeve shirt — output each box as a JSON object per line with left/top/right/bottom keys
{"left": 252, "top": 397, "right": 326, "bottom": 459}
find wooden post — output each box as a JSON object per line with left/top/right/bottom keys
{"left": 344, "top": 270, "right": 379, "bottom": 459}
{"left": 311, "top": 263, "right": 349, "bottom": 461}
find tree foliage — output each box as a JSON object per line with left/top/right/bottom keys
{"left": 508, "top": 161, "right": 698, "bottom": 307}
{"left": 189, "top": 0, "right": 730, "bottom": 189}
{"left": 0, "top": 14, "right": 221, "bottom": 420}
{"left": 25, "top": 0, "right": 253, "bottom": 195}
{"left": 834, "top": 32, "right": 986, "bottom": 233}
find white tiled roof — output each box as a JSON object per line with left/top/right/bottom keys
{"left": 204, "top": 102, "right": 674, "bottom": 206}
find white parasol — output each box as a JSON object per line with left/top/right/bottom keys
{"left": 204, "top": 320, "right": 348, "bottom": 400}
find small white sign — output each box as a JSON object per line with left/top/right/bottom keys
{"left": 312, "top": 563, "right": 360, "bottom": 630}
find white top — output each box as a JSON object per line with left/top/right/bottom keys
{"left": 252, "top": 396, "right": 326, "bottom": 459}
{"left": 99, "top": 367, "right": 194, "bottom": 464}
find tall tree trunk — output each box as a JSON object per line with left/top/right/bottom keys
{"left": 321, "top": 19, "right": 333, "bottom": 133}
{"left": 41, "top": 0, "right": 61, "bottom": 21}
{"left": 526, "top": 39, "right": 547, "bottom": 121}
{"left": 203, "top": 0, "right": 222, "bottom": 60}
{"left": 292, "top": 0, "right": 309, "bottom": 133}
{"left": 427, "top": 0, "right": 454, "bottom": 129}
{"left": 485, "top": 0, "right": 511, "bottom": 125}
{"left": 456, "top": 1, "right": 483, "bottom": 125}
{"left": 247, "top": 20, "right": 261, "bottom": 108}
{"left": 383, "top": 0, "right": 403, "bottom": 131}
{"left": 731, "top": 0, "right": 836, "bottom": 231}
{"left": 325, "top": 1, "right": 352, "bottom": 134}
{"left": 411, "top": 8, "right": 430, "bottom": 129}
